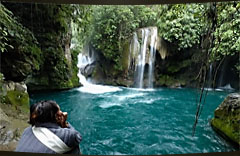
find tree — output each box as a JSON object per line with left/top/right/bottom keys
{"left": 156, "top": 4, "right": 208, "bottom": 50}
{"left": 210, "top": 2, "right": 240, "bottom": 62}
{"left": 90, "top": 5, "right": 157, "bottom": 72}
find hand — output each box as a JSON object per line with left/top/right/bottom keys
{"left": 56, "top": 111, "right": 69, "bottom": 128}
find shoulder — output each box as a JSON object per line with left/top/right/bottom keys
{"left": 49, "top": 124, "right": 82, "bottom": 147}
{"left": 21, "top": 126, "right": 33, "bottom": 136}
{"left": 61, "top": 126, "right": 82, "bottom": 142}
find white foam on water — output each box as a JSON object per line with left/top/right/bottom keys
{"left": 99, "top": 101, "right": 122, "bottom": 109}
{"left": 217, "top": 83, "right": 235, "bottom": 91}
{"left": 77, "top": 84, "right": 122, "bottom": 94}
{"left": 111, "top": 152, "right": 127, "bottom": 155}
{"left": 139, "top": 98, "right": 155, "bottom": 104}
{"left": 128, "top": 87, "right": 156, "bottom": 92}
{"left": 137, "top": 97, "right": 167, "bottom": 104}
{"left": 215, "top": 88, "right": 224, "bottom": 92}
{"left": 204, "top": 88, "right": 214, "bottom": 91}
{"left": 115, "top": 93, "right": 146, "bottom": 101}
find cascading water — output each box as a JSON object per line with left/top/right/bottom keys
{"left": 77, "top": 46, "right": 121, "bottom": 94}
{"left": 129, "top": 27, "right": 158, "bottom": 89}
{"left": 205, "top": 63, "right": 213, "bottom": 90}
{"left": 77, "top": 53, "right": 94, "bottom": 86}
{"left": 147, "top": 28, "right": 158, "bottom": 88}
{"left": 128, "top": 33, "right": 139, "bottom": 71}
{"left": 136, "top": 29, "right": 149, "bottom": 88}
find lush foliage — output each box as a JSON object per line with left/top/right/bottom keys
{"left": 90, "top": 6, "right": 157, "bottom": 72}
{"left": 0, "top": 3, "right": 42, "bottom": 81}
{"left": 1, "top": 2, "right": 238, "bottom": 88}
{"left": 71, "top": 5, "right": 93, "bottom": 51}
{"left": 0, "top": 3, "right": 90, "bottom": 88}
{"left": 210, "top": 2, "right": 240, "bottom": 62}
{"left": 156, "top": 4, "right": 208, "bottom": 50}
{"left": 0, "top": 4, "right": 38, "bottom": 53}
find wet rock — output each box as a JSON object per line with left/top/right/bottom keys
{"left": 82, "top": 63, "right": 96, "bottom": 77}
{"left": 211, "top": 93, "right": 240, "bottom": 146}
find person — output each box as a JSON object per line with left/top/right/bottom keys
{"left": 15, "top": 100, "right": 82, "bottom": 154}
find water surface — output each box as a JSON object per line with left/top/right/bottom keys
{"left": 30, "top": 87, "right": 235, "bottom": 155}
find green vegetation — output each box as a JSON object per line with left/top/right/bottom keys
{"left": 210, "top": 2, "right": 240, "bottom": 63}
{"left": 0, "top": 2, "right": 239, "bottom": 89}
{"left": 87, "top": 2, "right": 238, "bottom": 79}
{"left": 156, "top": 4, "right": 208, "bottom": 50}
{"left": 90, "top": 6, "right": 157, "bottom": 73}
{"left": 157, "top": 75, "right": 186, "bottom": 87}
{"left": 1, "top": 3, "right": 92, "bottom": 90}
{"left": 0, "top": 3, "right": 42, "bottom": 80}
{"left": 4, "top": 90, "right": 29, "bottom": 113}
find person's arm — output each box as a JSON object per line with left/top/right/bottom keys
{"left": 67, "top": 122, "right": 82, "bottom": 143}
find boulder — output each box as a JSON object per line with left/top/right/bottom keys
{"left": 1, "top": 81, "right": 30, "bottom": 114}
{"left": 211, "top": 93, "right": 240, "bottom": 146}
{"left": 0, "top": 81, "right": 29, "bottom": 151}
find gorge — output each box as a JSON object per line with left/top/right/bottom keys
{"left": 0, "top": 2, "right": 239, "bottom": 154}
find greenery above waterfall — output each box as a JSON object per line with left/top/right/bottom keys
{"left": 156, "top": 4, "right": 209, "bottom": 50}
{"left": 210, "top": 2, "right": 240, "bottom": 62}
{"left": 85, "top": 3, "right": 239, "bottom": 77}
{"left": 1, "top": 2, "right": 239, "bottom": 90}
{"left": 90, "top": 6, "right": 157, "bottom": 72}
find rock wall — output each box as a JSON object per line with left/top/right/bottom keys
{"left": 211, "top": 93, "right": 240, "bottom": 146}
{"left": 2, "top": 3, "right": 80, "bottom": 92}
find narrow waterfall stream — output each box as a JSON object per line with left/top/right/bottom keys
{"left": 136, "top": 29, "right": 149, "bottom": 88}
{"left": 148, "top": 28, "right": 158, "bottom": 88}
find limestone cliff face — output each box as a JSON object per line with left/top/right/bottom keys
{"left": 211, "top": 93, "right": 240, "bottom": 146}
{"left": 1, "top": 3, "right": 80, "bottom": 92}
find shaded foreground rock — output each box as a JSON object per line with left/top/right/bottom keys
{"left": 211, "top": 93, "right": 240, "bottom": 147}
{"left": 0, "top": 81, "right": 29, "bottom": 151}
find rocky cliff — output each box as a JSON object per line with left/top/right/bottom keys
{"left": 1, "top": 3, "right": 80, "bottom": 92}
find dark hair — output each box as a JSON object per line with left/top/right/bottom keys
{"left": 29, "top": 100, "right": 59, "bottom": 126}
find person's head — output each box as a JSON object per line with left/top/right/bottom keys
{"left": 29, "top": 100, "right": 60, "bottom": 126}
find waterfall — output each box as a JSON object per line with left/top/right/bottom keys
{"left": 217, "top": 58, "right": 228, "bottom": 88}
{"left": 130, "top": 27, "right": 158, "bottom": 88}
{"left": 77, "top": 53, "right": 94, "bottom": 86}
{"left": 128, "top": 32, "right": 139, "bottom": 72}
{"left": 136, "top": 29, "right": 149, "bottom": 88}
{"left": 207, "top": 63, "right": 213, "bottom": 89}
{"left": 147, "top": 28, "right": 158, "bottom": 88}
{"left": 77, "top": 45, "right": 121, "bottom": 94}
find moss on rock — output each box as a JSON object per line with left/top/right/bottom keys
{"left": 211, "top": 93, "right": 240, "bottom": 146}
{"left": 1, "top": 80, "right": 30, "bottom": 114}
{"left": 4, "top": 90, "right": 29, "bottom": 113}
{"left": 156, "top": 74, "right": 186, "bottom": 88}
